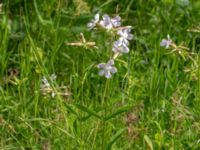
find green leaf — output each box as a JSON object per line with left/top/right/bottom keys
{"left": 75, "top": 104, "right": 101, "bottom": 119}
{"left": 105, "top": 128, "right": 126, "bottom": 150}
{"left": 155, "top": 133, "right": 162, "bottom": 147}
{"left": 104, "top": 106, "right": 132, "bottom": 121}
{"left": 144, "top": 134, "right": 153, "bottom": 150}
{"left": 64, "top": 103, "right": 78, "bottom": 116}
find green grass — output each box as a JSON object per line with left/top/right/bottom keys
{"left": 1, "top": 0, "right": 200, "bottom": 149}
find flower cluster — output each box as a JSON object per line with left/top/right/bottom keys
{"left": 87, "top": 14, "right": 121, "bottom": 30}
{"left": 112, "top": 27, "right": 133, "bottom": 53}
{"left": 40, "top": 74, "right": 71, "bottom": 98}
{"left": 88, "top": 14, "right": 133, "bottom": 78}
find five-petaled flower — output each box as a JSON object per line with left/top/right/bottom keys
{"left": 160, "top": 34, "right": 172, "bottom": 49}
{"left": 117, "top": 27, "right": 133, "bottom": 45}
{"left": 112, "top": 40, "right": 129, "bottom": 53}
{"left": 87, "top": 14, "right": 100, "bottom": 30}
{"left": 99, "top": 14, "right": 121, "bottom": 30}
{"left": 97, "top": 59, "right": 117, "bottom": 79}
{"left": 111, "top": 16, "right": 121, "bottom": 27}
{"left": 99, "top": 14, "right": 113, "bottom": 30}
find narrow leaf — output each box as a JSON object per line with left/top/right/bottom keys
{"left": 106, "top": 128, "right": 126, "bottom": 150}
{"left": 144, "top": 134, "right": 153, "bottom": 150}
{"left": 64, "top": 103, "right": 78, "bottom": 116}
{"left": 104, "top": 106, "right": 132, "bottom": 121}
{"left": 75, "top": 104, "right": 101, "bottom": 119}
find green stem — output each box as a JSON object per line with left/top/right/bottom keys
{"left": 101, "top": 79, "right": 109, "bottom": 149}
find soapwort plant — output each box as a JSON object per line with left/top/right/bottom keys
{"left": 88, "top": 14, "right": 133, "bottom": 78}
{"left": 160, "top": 34, "right": 193, "bottom": 60}
{"left": 67, "top": 13, "right": 133, "bottom": 79}
{"left": 160, "top": 34, "right": 198, "bottom": 81}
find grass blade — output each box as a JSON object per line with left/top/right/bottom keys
{"left": 64, "top": 103, "right": 78, "bottom": 116}
{"left": 144, "top": 134, "right": 153, "bottom": 150}
{"left": 105, "top": 128, "right": 126, "bottom": 150}
{"left": 75, "top": 104, "right": 101, "bottom": 119}
{"left": 104, "top": 106, "right": 132, "bottom": 121}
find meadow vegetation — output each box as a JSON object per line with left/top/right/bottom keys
{"left": 0, "top": 0, "right": 200, "bottom": 149}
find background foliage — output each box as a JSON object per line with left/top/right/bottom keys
{"left": 0, "top": 0, "right": 200, "bottom": 149}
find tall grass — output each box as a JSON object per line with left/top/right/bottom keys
{"left": 0, "top": 0, "right": 200, "bottom": 149}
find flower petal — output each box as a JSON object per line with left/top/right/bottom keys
{"left": 107, "top": 59, "right": 114, "bottom": 66}
{"left": 122, "top": 45, "right": 129, "bottom": 53}
{"left": 111, "top": 16, "right": 121, "bottom": 27}
{"left": 100, "top": 14, "right": 113, "bottom": 29}
{"left": 87, "top": 22, "right": 95, "bottom": 29}
{"left": 127, "top": 34, "right": 133, "bottom": 40}
{"left": 110, "top": 67, "right": 117, "bottom": 73}
{"left": 98, "top": 70, "right": 105, "bottom": 76}
{"left": 105, "top": 71, "right": 112, "bottom": 79}
{"left": 160, "top": 39, "right": 167, "bottom": 47}
{"left": 94, "top": 14, "right": 100, "bottom": 23}
{"left": 97, "top": 63, "right": 106, "bottom": 68}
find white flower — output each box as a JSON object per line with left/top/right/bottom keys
{"left": 51, "top": 92, "right": 56, "bottom": 98}
{"left": 111, "top": 15, "right": 121, "bottom": 27}
{"left": 41, "top": 77, "right": 50, "bottom": 88}
{"left": 97, "top": 59, "right": 117, "bottom": 79}
{"left": 160, "top": 34, "right": 172, "bottom": 49}
{"left": 112, "top": 40, "right": 129, "bottom": 53}
{"left": 87, "top": 14, "right": 100, "bottom": 30}
{"left": 99, "top": 14, "right": 113, "bottom": 30}
{"left": 117, "top": 27, "right": 133, "bottom": 45}
{"left": 99, "top": 15, "right": 122, "bottom": 30}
